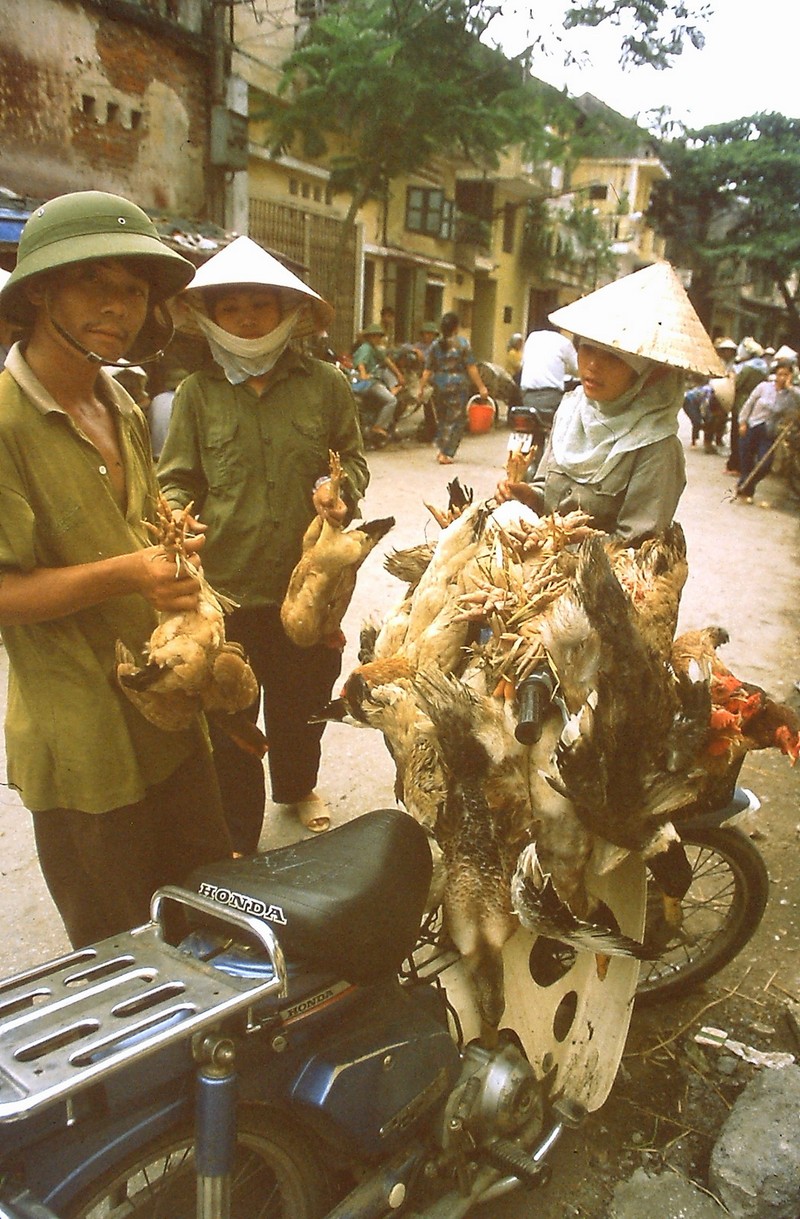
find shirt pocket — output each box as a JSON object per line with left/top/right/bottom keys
{"left": 289, "top": 415, "right": 328, "bottom": 465}
{"left": 201, "top": 416, "right": 244, "bottom": 491}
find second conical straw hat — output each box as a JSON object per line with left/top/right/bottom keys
{"left": 172, "top": 235, "right": 333, "bottom": 338}
{"left": 549, "top": 261, "right": 725, "bottom": 377}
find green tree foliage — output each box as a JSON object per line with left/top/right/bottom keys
{"left": 522, "top": 198, "right": 617, "bottom": 288}
{"left": 256, "top": 0, "right": 706, "bottom": 222}
{"left": 564, "top": 0, "right": 707, "bottom": 68}
{"left": 649, "top": 113, "right": 800, "bottom": 343}
{"left": 260, "top": 0, "right": 566, "bottom": 214}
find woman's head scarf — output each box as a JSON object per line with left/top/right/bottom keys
{"left": 550, "top": 347, "right": 685, "bottom": 484}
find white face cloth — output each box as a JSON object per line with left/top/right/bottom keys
{"left": 550, "top": 365, "right": 685, "bottom": 484}
{"left": 190, "top": 306, "right": 304, "bottom": 385}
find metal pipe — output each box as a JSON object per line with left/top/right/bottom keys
{"left": 194, "top": 1036, "right": 237, "bottom": 1219}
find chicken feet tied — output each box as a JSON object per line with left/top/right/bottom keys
{"left": 116, "top": 494, "right": 264, "bottom": 754}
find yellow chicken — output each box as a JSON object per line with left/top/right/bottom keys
{"left": 281, "top": 451, "right": 394, "bottom": 649}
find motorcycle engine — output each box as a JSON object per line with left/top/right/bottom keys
{"left": 441, "top": 1041, "right": 544, "bottom": 1149}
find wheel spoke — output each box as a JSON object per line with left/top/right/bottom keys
{"left": 638, "top": 829, "right": 768, "bottom": 1001}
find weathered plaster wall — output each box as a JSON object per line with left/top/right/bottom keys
{"left": 0, "top": 0, "right": 208, "bottom": 212}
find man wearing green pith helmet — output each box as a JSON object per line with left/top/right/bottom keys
{"left": 0, "top": 191, "right": 232, "bottom": 949}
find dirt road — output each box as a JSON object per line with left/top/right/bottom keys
{"left": 1, "top": 415, "right": 798, "bottom": 1214}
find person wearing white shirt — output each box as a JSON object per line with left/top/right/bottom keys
{"left": 520, "top": 326, "right": 578, "bottom": 416}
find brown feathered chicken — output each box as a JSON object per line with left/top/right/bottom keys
{"left": 544, "top": 535, "right": 688, "bottom": 856}
{"left": 281, "top": 452, "right": 394, "bottom": 649}
{"left": 611, "top": 522, "right": 689, "bottom": 662}
{"left": 321, "top": 656, "right": 445, "bottom": 832}
{"left": 671, "top": 626, "right": 800, "bottom": 773}
{"left": 116, "top": 494, "right": 265, "bottom": 756}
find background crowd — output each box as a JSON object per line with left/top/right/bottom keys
{"left": 680, "top": 335, "right": 800, "bottom": 502}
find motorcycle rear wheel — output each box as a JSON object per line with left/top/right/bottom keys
{"left": 65, "top": 1107, "right": 333, "bottom": 1219}
{"left": 636, "top": 826, "right": 769, "bottom": 1003}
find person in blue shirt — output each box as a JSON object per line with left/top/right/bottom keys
{"left": 418, "top": 312, "right": 488, "bottom": 464}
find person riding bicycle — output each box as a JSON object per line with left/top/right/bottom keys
{"left": 351, "top": 322, "right": 401, "bottom": 446}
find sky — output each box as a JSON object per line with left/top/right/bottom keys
{"left": 490, "top": 0, "right": 800, "bottom": 132}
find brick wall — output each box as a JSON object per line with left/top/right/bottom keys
{"left": 0, "top": 0, "right": 209, "bottom": 213}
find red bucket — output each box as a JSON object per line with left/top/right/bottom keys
{"left": 467, "top": 395, "right": 496, "bottom": 434}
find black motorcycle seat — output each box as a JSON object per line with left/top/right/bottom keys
{"left": 184, "top": 809, "right": 433, "bottom": 985}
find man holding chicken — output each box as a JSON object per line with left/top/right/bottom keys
{"left": 0, "top": 191, "right": 232, "bottom": 949}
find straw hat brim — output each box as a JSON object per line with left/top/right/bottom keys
{"left": 172, "top": 234, "right": 334, "bottom": 338}
{"left": 549, "top": 261, "right": 726, "bottom": 378}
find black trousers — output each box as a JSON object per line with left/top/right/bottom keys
{"left": 32, "top": 745, "right": 231, "bottom": 950}
{"left": 210, "top": 605, "right": 343, "bottom": 853}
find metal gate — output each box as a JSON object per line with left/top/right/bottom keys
{"left": 249, "top": 198, "right": 358, "bottom": 354}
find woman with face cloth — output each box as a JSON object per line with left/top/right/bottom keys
{"left": 498, "top": 262, "right": 725, "bottom": 545}
{"left": 158, "top": 237, "right": 368, "bottom": 849}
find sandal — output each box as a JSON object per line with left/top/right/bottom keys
{"left": 436, "top": 452, "right": 455, "bottom": 464}
{"left": 292, "top": 792, "right": 331, "bottom": 834}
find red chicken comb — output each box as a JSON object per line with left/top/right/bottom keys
{"left": 774, "top": 725, "right": 800, "bottom": 765}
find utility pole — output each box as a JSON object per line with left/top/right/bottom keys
{"left": 207, "top": 0, "right": 249, "bottom": 233}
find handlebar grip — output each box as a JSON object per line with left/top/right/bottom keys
{"left": 515, "top": 667, "right": 555, "bottom": 745}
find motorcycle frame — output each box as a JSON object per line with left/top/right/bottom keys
{"left": 0, "top": 787, "right": 760, "bottom": 1218}
{"left": 0, "top": 895, "right": 461, "bottom": 1217}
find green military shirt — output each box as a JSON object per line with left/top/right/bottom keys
{"left": 157, "top": 349, "right": 369, "bottom": 606}
{"left": 0, "top": 347, "right": 201, "bottom": 814}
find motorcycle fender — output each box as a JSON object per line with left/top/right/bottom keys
{"left": 289, "top": 982, "right": 460, "bottom": 1160}
{"left": 17, "top": 1085, "right": 191, "bottom": 1214}
{"left": 679, "top": 786, "right": 760, "bottom": 832}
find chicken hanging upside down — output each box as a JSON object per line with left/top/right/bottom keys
{"left": 116, "top": 494, "right": 266, "bottom": 756}
{"left": 281, "top": 451, "right": 395, "bottom": 649}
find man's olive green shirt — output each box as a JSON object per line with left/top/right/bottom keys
{"left": 157, "top": 350, "right": 369, "bottom": 606}
{"left": 0, "top": 346, "right": 200, "bottom": 814}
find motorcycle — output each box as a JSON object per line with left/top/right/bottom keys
{"left": 0, "top": 779, "right": 767, "bottom": 1218}
{"left": 348, "top": 346, "right": 432, "bottom": 448}
{"left": 505, "top": 382, "right": 581, "bottom": 482}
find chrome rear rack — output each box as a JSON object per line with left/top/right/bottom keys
{"left": 0, "top": 886, "right": 286, "bottom": 1123}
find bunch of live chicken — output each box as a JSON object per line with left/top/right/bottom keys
{"left": 333, "top": 486, "right": 799, "bottom": 1045}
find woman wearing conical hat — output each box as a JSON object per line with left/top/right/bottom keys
{"left": 158, "top": 236, "right": 369, "bottom": 847}
{"left": 498, "top": 262, "right": 725, "bottom": 545}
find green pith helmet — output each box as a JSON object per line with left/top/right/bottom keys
{"left": 0, "top": 191, "right": 195, "bottom": 361}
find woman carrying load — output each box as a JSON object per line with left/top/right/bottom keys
{"left": 498, "top": 262, "right": 726, "bottom": 545}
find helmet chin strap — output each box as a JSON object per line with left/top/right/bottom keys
{"left": 46, "top": 300, "right": 167, "bottom": 367}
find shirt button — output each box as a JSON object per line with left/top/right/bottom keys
{"left": 99, "top": 465, "right": 108, "bottom": 475}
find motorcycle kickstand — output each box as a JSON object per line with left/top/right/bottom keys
{"left": 193, "top": 1030, "right": 238, "bottom": 1219}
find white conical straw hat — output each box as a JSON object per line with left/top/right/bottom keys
{"left": 171, "top": 235, "right": 333, "bottom": 337}
{"left": 773, "top": 344, "right": 798, "bottom": 362}
{"left": 549, "top": 261, "right": 726, "bottom": 377}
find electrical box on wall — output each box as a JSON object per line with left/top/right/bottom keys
{"left": 210, "top": 106, "right": 248, "bottom": 171}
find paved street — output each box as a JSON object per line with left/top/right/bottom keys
{"left": 1, "top": 416, "right": 798, "bottom": 975}
{"left": 0, "top": 412, "right": 798, "bottom": 1213}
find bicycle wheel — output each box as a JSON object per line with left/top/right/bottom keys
{"left": 636, "top": 827, "right": 769, "bottom": 1003}
{"left": 65, "top": 1106, "right": 333, "bottom": 1219}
